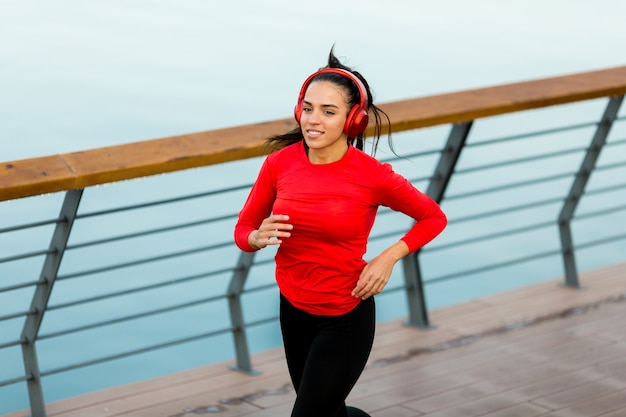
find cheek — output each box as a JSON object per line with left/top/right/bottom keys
{"left": 332, "top": 116, "right": 348, "bottom": 132}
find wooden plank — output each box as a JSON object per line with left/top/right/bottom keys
{"left": 2, "top": 66, "right": 626, "bottom": 201}
{"left": 63, "top": 121, "right": 293, "bottom": 189}
{"left": 0, "top": 120, "right": 293, "bottom": 201}
{"left": 0, "top": 155, "right": 76, "bottom": 200}
{"left": 3, "top": 263, "right": 626, "bottom": 417}
{"left": 384, "top": 65, "right": 626, "bottom": 130}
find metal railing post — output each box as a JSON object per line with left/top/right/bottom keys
{"left": 402, "top": 248, "right": 430, "bottom": 328}
{"left": 403, "top": 122, "right": 472, "bottom": 328}
{"left": 558, "top": 95, "right": 624, "bottom": 288}
{"left": 21, "top": 189, "right": 83, "bottom": 417}
{"left": 227, "top": 251, "right": 259, "bottom": 375}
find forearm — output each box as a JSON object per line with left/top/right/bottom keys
{"left": 381, "top": 240, "right": 410, "bottom": 263}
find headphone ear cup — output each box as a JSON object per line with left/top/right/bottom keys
{"left": 294, "top": 101, "right": 303, "bottom": 124}
{"left": 344, "top": 106, "right": 369, "bottom": 137}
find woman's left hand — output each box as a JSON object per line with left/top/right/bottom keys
{"left": 352, "top": 241, "right": 410, "bottom": 300}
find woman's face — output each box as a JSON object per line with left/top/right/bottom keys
{"left": 300, "top": 80, "right": 350, "bottom": 162}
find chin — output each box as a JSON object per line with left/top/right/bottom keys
{"left": 303, "top": 138, "right": 321, "bottom": 148}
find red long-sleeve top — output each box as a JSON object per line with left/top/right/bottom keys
{"left": 234, "top": 142, "right": 447, "bottom": 315}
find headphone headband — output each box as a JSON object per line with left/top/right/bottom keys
{"left": 294, "top": 68, "right": 369, "bottom": 137}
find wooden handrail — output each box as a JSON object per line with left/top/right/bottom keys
{"left": 2, "top": 65, "right": 626, "bottom": 202}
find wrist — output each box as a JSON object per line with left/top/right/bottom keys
{"left": 385, "top": 241, "right": 410, "bottom": 262}
{"left": 248, "top": 230, "right": 261, "bottom": 250}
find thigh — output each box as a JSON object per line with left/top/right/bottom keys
{"left": 291, "top": 298, "right": 376, "bottom": 417}
{"left": 279, "top": 294, "right": 315, "bottom": 392}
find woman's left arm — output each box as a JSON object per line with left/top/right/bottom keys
{"left": 352, "top": 240, "right": 409, "bottom": 300}
{"left": 352, "top": 165, "right": 447, "bottom": 300}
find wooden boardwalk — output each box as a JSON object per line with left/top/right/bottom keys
{"left": 5, "top": 262, "right": 626, "bottom": 417}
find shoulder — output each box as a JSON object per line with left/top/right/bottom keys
{"left": 266, "top": 141, "right": 303, "bottom": 164}
{"left": 260, "top": 143, "right": 299, "bottom": 175}
{"left": 350, "top": 148, "right": 418, "bottom": 198}
{"left": 348, "top": 146, "right": 393, "bottom": 175}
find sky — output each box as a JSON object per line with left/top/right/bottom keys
{"left": 1, "top": 0, "right": 625, "bottom": 162}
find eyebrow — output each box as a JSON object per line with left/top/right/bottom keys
{"left": 303, "top": 100, "right": 340, "bottom": 109}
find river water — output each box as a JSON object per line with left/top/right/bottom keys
{"left": 2, "top": 0, "right": 626, "bottom": 414}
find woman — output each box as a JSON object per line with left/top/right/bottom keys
{"left": 234, "top": 48, "right": 447, "bottom": 417}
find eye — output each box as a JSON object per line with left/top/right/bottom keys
{"left": 324, "top": 110, "right": 336, "bottom": 115}
{"left": 302, "top": 106, "right": 312, "bottom": 113}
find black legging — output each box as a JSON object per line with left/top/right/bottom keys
{"left": 280, "top": 294, "right": 375, "bottom": 417}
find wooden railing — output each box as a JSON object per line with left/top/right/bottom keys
{"left": 3, "top": 66, "right": 626, "bottom": 201}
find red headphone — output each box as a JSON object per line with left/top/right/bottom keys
{"left": 293, "top": 68, "right": 369, "bottom": 138}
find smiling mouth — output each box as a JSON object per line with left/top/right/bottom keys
{"left": 306, "top": 130, "right": 323, "bottom": 138}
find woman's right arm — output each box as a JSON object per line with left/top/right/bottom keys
{"left": 234, "top": 157, "right": 292, "bottom": 251}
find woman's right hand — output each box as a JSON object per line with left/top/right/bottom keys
{"left": 248, "top": 214, "right": 292, "bottom": 250}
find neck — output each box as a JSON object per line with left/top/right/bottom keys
{"left": 308, "top": 144, "right": 349, "bottom": 164}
